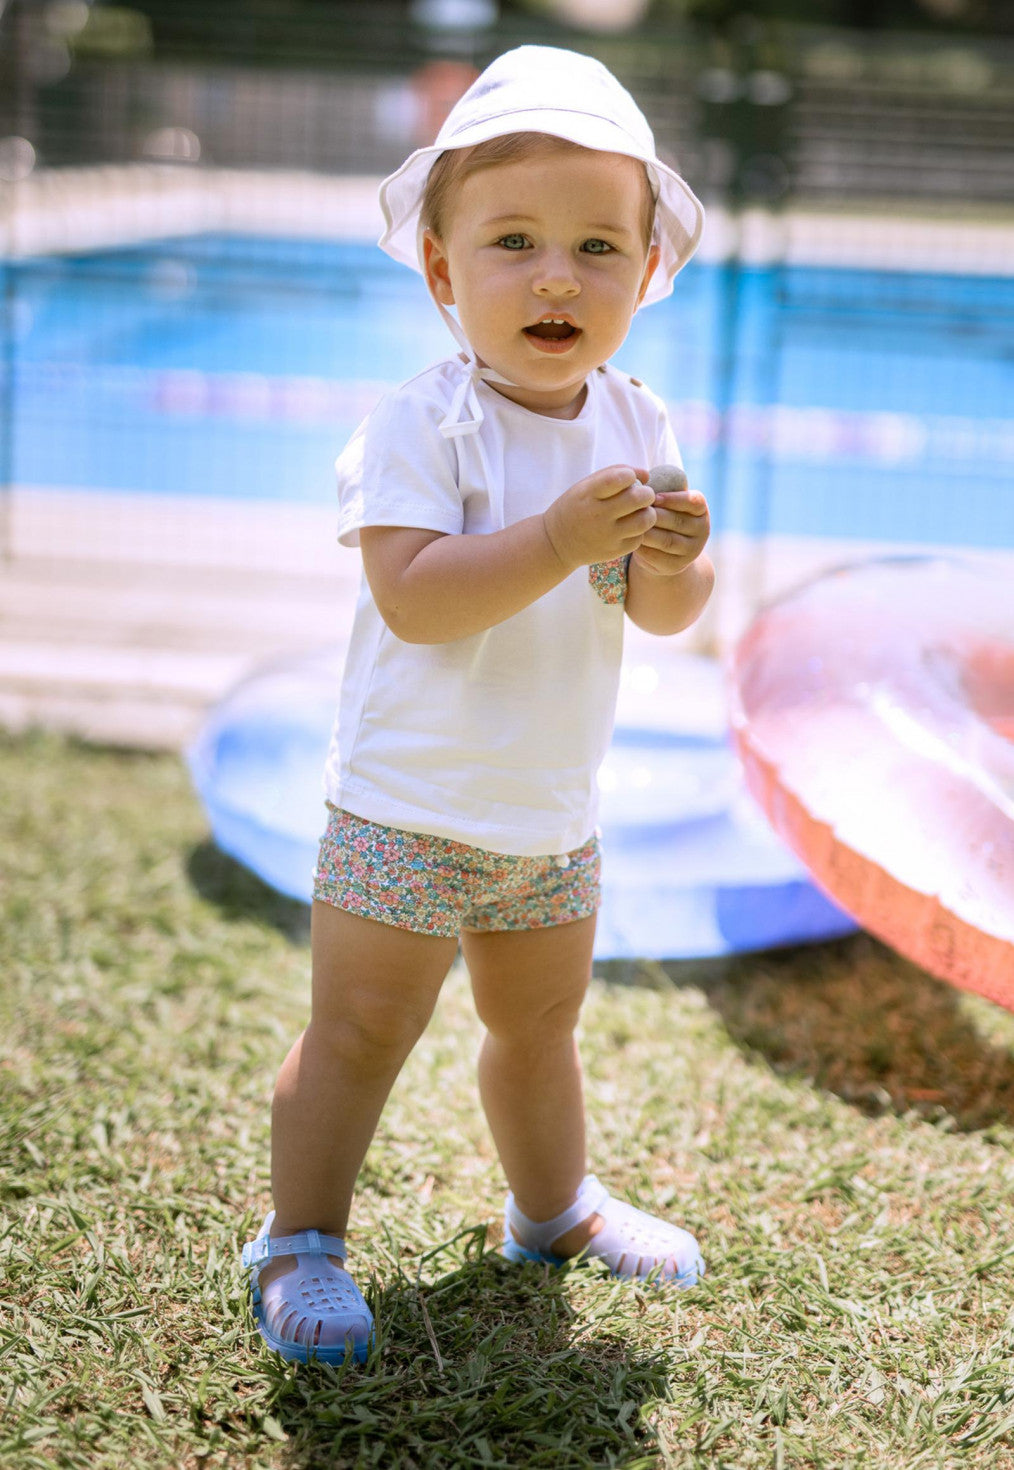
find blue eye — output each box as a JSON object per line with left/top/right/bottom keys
{"left": 582, "top": 239, "right": 614, "bottom": 255}
{"left": 498, "top": 234, "right": 528, "bottom": 251}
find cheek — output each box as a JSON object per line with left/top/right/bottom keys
{"left": 459, "top": 275, "right": 511, "bottom": 326}
{"left": 599, "top": 275, "right": 643, "bottom": 321}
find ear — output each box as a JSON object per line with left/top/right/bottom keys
{"left": 422, "top": 229, "right": 455, "bottom": 306}
{"left": 635, "top": 243, "right": 662, "bottom": 308}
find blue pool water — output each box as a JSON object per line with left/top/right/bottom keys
{"left": 5, "top": 233, "right": 1014, "bottom": 547}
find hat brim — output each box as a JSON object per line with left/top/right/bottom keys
{"left": 378, "top": 115, "right": 704, "bottom": 306}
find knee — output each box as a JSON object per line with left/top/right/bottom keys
{"left": 477, "top": 987, "right": 585, "bottom": 1047}
{"left": 310, "top": 987, "right": 434, "bottom": 1072}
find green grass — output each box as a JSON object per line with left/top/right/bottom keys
{"left": 3, "top": 729, "right": 1014, "bottom": 1469}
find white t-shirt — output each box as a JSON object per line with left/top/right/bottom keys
{"left": 323, "top": 356, "right": 681, "bottom": 856}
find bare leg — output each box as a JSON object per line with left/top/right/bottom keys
{"left": 462, "top": 915, "right": 604, "bottom": 1258}
{"left": 260, "top": 902, "right": 458, "bottom": 1292}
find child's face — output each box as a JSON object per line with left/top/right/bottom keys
{"left": 422, "top": 145, "right": 660, "bottom": 418}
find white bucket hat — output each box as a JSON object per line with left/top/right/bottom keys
{"left": 379, "top": 44, "right": 705, "bottom": 308}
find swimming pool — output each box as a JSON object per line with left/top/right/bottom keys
{"left": 5, "top": 232, "right": 1014, "bottom": 550}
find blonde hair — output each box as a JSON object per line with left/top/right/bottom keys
{"left": 421, "top": 133, "right": 656, "bottom": 248}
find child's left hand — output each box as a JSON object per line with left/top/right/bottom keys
{"left": 631, "top": 485, "right": 711, "bottom": 577}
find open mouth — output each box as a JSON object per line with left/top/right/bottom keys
{"left": 524, "top": 316, "right": 580, "bottom": 343}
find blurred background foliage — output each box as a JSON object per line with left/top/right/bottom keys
{"left": 3, "top": 0, "right": 1012, "bottom": 206}
{"left": 0, "top": 0, "right": 1011, "bottom": 787}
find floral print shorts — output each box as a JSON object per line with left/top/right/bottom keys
{"left": 313, "top": 806, "right": 601, "bottom": 938}
{"left": 588, "top": 554, "right": 631, "bottom": 606}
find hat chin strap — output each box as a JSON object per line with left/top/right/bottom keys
{"left": 417, "top": 222, "right": 529, "bottom": 437}
{"left": 432, "top": 296, "right": 518, "bottom": 533}
{"left": 432, "top": 297, "right": 521, "bottom": 440}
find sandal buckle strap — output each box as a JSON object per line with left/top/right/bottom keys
{"left": 505, "top": 1174, "right": 610, "bottom": 1250}
{"left": 243, "top": 1229, "right": 347, "bottom": 1269}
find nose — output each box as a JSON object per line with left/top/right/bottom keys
{"left": 532, "top": 247, "right": 580, "bottom": 299}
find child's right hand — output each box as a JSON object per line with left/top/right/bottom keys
{"left": 542, "top": 465, "right": 657, "bottom": 571}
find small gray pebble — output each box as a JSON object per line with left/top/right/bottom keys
{"left": 648, "top": 463, "right": 688, "bottom": 496}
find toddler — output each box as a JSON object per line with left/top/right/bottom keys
{"left": 242, "top": 44, "right": 714, "bottom": 1364}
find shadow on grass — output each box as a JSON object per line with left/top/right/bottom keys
{"left": 187, "top": 840, "right": 311, "bottom": 944}
{"left": 264, "top": 1235, "right": 673, "bottom": 1470}
{"left": 605, "top": 934, "right": 1014, "bottom": 1134}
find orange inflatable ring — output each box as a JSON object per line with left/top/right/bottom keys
{"left": 729, "top": 557, "right": 1014, "bottom": 1011}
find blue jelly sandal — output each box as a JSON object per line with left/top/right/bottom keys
{"left": 241, "top": 1211, "right": 374, "bottom": 1364}
{"left": 503, "top": 1174, "right": 704, "bottom": 1287}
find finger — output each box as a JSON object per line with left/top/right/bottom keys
{"left": 592, "top": 465, "right": 650, "bottom": 501}
{"left": 615, "top": 504, "right": 657, "bottom": 540}
{"left": 651, "top": 490, "right": 709, "bottom": 516}
{"left": 640, "top": 527, "right": 695, "bottom": 556}
{"left": 648, "top": 508, "right": 710, "bottom": 540}
{"left": 626, "top": 483, "right": 659, "bottom": 512}
{"left": 606, "top": 488, "right": 657, "bottom": 525}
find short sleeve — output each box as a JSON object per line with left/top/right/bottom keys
{"left": 655, "top": 416, "right": 683, "bottom": 473}
{"left": 605, "top": 368, "right": 685, "bottom": 477}
{"left": 336, "top": 378, "right": 464, "bottom": 548}
{"left": 645, "top": 385, "right": 684, "bottom": 473}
